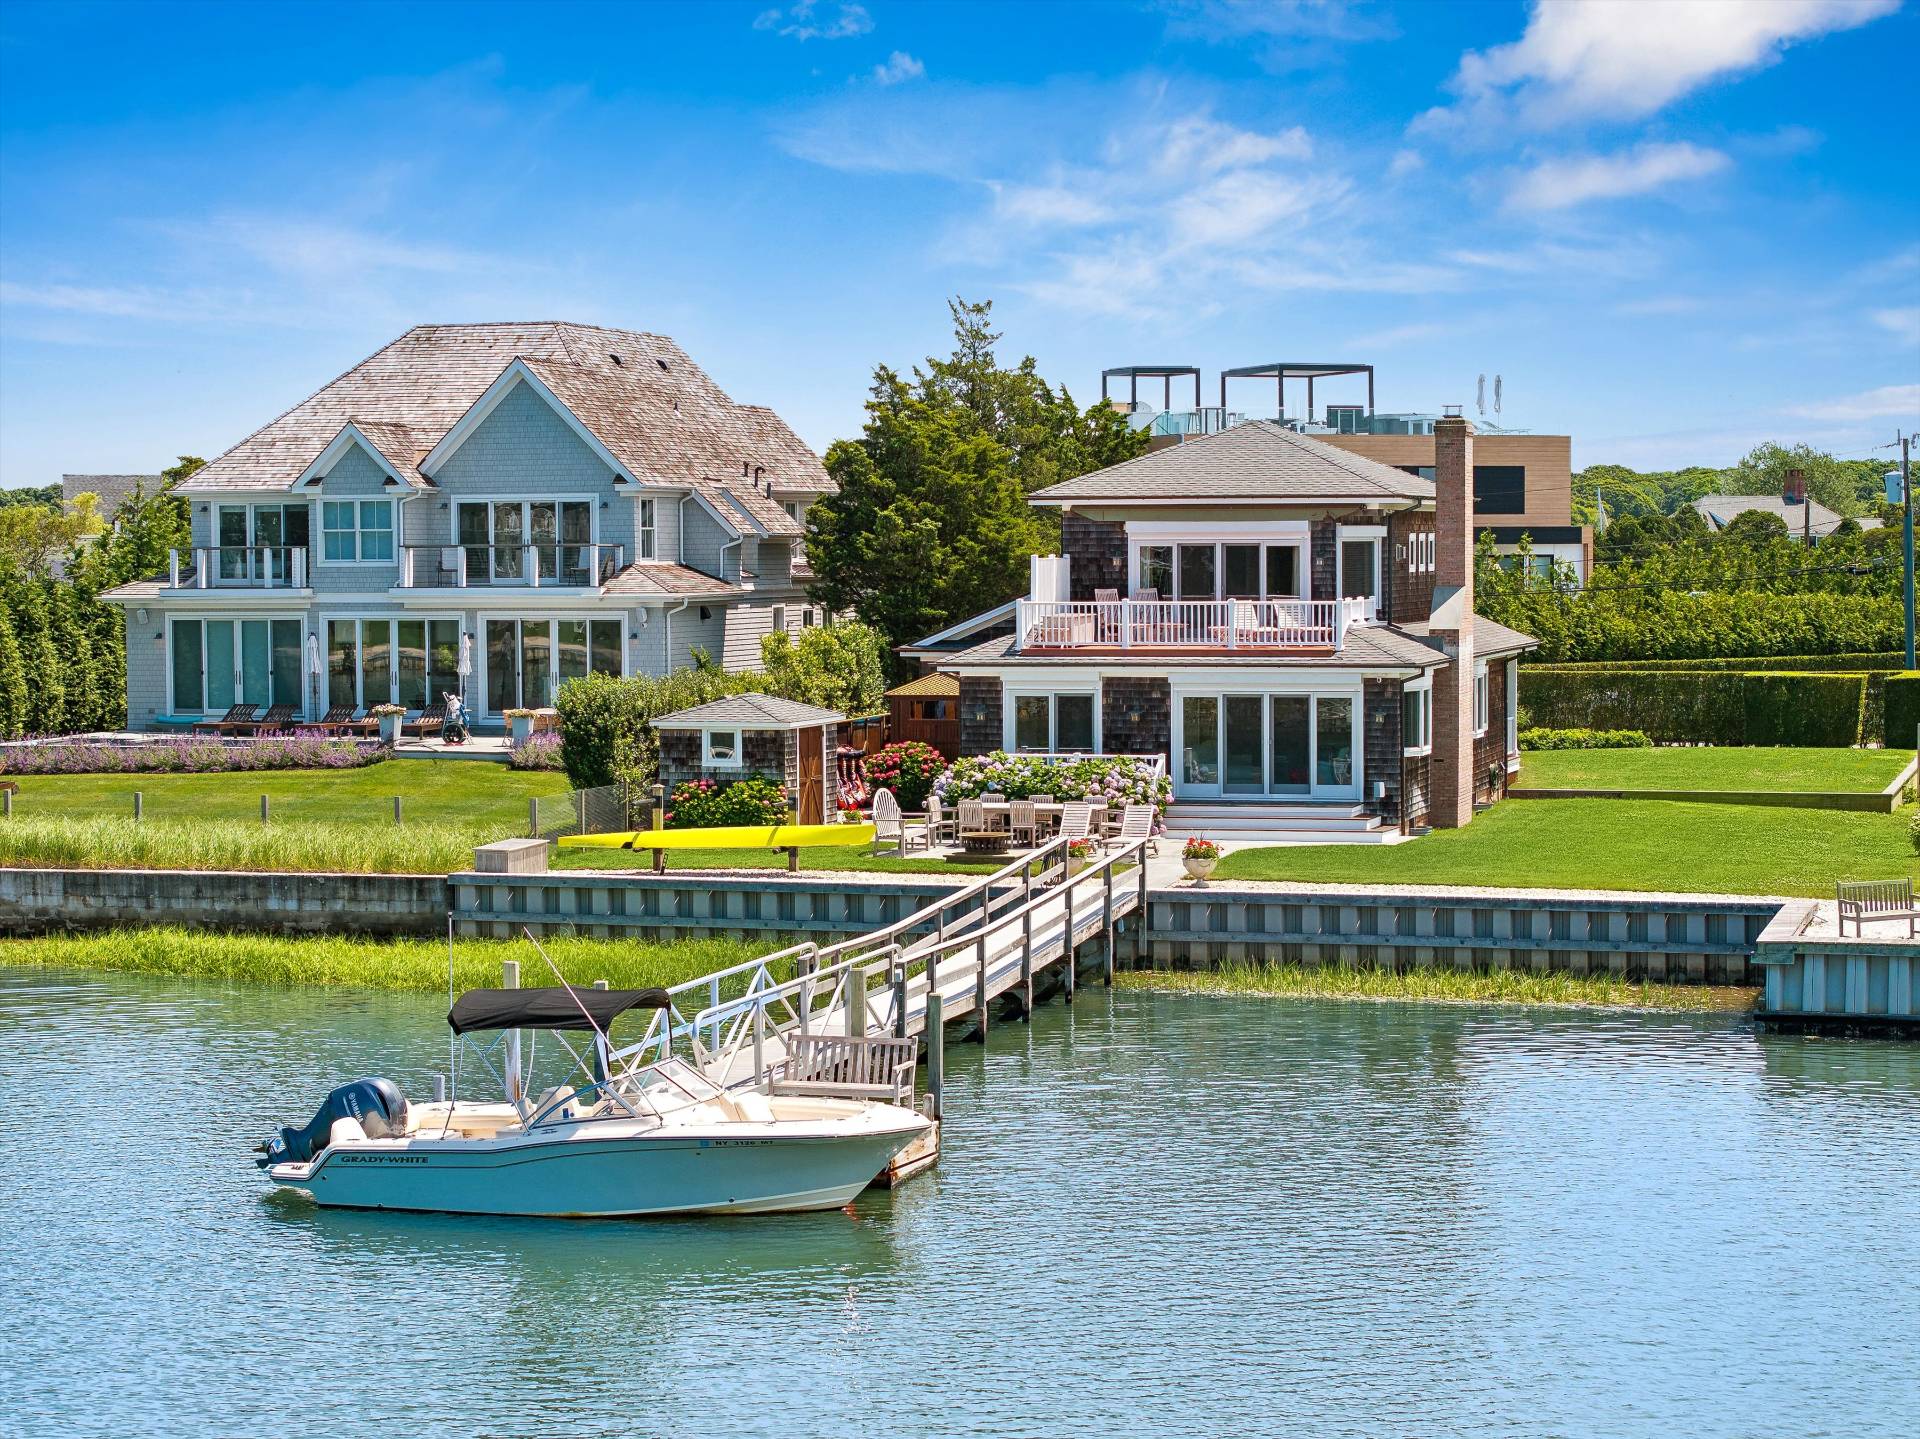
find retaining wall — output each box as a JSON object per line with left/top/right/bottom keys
{"left": 0, "top": 867, "right": 447, "bottom": 937}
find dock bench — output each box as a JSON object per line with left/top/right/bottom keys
{"left": 1836, "top": 879, "right": 1920, "bottom": 937}
{"left": 772, "top": 1033, "right": 918, "bottom": 1107}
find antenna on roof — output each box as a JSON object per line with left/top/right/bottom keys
{"left": 1493, "top": 374, "right": 1503, "bottom": 417}
{"left": 1475, "top": 374, "right": 1486, "bottom": 417}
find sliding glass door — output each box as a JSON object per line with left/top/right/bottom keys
{"left": 328, "top": 617, "right": 460, "bottom": 711}
{"left": 456, "top": 500, "right": 593, "bottom": 584}
{"left": 170, "top": 617, "right": 303, "bottom": 714}
{"left": 480, "top": 616, "right": 622, "bottom": 713}
{"left": 1174, "top": 690, "right": 1362, "bottom": 800}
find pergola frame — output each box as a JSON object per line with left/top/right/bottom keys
{"left": 1220, "top": 362, "right": 1374, "bottom": 423}
{"left": 1101, "top": 365, "right": 1202, "bottom": 411}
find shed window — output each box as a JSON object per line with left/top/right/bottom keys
{"left": 703, "top": 729, "right": 742, "bottom": 767}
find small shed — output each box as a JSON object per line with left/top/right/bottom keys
{"left": 653, "top": 695, "right": 844, "bottom": 824}
{"left": 884, "top": 671, "right": 959, "bottom": 757}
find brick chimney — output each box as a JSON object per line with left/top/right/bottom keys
{"left": 1427, "top": 411, "right": 1476, "bottom": 829}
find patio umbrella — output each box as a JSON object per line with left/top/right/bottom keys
{"left": 456, "top": 631, "right": 473, "bottom": 714}
{"left": 306, "top": 632, "right": 322, "bottom": 716}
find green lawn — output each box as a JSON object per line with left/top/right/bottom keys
{"left": 1518, "top": 746, "right": 1910, "bottom": 794}
{"left": 1, "top": 759, "right": 568, "bottom": 825}
{"left": 552, "top": 843, "right": 1007, "bottom": 876}
{"left": 1213, "top": 799, "right": 1917, "bottom": 898}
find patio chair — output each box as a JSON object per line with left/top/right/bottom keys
{"left": 315, "top": 705, "right": 366, "bottom": 736}
{"left": 872, "top": 788, "right": 927, "bottom": 855}
{"left": 1058, "top": 802, "right": 1096, "bottom": 850}
{"left": 924, "top": 795, "right": 959, "bottom": 847}
{"left": 1115, "top": 803, "right": 1159, "bottom": 856}
{"left": 193, "top": 703, "right": 258, "bottom": 736}
{"left": 1008, "top": 800, "right": 1040, "bottom": 848}
{"left": 956, "top": 799, "right": 1000, "bottom": 848}
{"left": 403, "top": 702, "right": 447, "bottom": 740}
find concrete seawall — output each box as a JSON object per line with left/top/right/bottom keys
{"left": 0, "top": 867, "right": 448, "bottom": 937}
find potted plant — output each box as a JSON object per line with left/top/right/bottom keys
{"left": 1065, "top": 837, "right": 1096, "bottom": 876}
{"left": 839, "top": 804, "right": 864, "bottom": 825}
{"left": 368, "top": 703, "right": 406, "bottom": 745}
{"left": 1181, "top": 836, "right": 1220, "bottom": 884}
{"left": 503, "top": 707, "right": 535, "bottom": 746}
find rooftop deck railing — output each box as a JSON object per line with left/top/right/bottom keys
{"left": 168, "top": 547, "right": 308, "bottom": 589}
{"left": 1014, "top": 596, "right": 1372, "bottom": 652}
{"left": 396, "top": 543, "right": 625, "bottom": 589}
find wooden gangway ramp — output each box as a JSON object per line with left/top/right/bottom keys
{"left": 619, "top": 834, "right": 1152, "bottom": 1124}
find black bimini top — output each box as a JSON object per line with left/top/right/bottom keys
{"left": 447, "top": 986, "right": 671, "bottom": 1035}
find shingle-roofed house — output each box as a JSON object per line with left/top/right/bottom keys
{"left": 905, "top": 416, "right": 1536, "bottom": 838}
{"left": 103, "top": 322, "right": 832, "bottom": 732}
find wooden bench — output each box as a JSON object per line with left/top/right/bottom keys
{"left": 1836, "top": 879, "right": 1920, "bottom": 937}
{"left": 772, "top": 1033, "right": 918, "bottom": 1106}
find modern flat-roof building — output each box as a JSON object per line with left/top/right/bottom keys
{"left": 1102, "top": 361, "right": 1590, "bottom": 584}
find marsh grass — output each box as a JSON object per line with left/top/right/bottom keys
{"left": 2, "top": 927, "right": 765, "bottom": 994}
{"left": 1118, "top": 962, "right": 1757, "bottom": 1013}
{"left": 0, "top": 816, "right": 497, "bottom": 874}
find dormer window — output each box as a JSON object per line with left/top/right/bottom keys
{"left": 320, "top": 500, "right": 393, "bottom": 563}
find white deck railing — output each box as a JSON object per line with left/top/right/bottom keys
{"left": 1013, "top": 595, "right": 1372, "bottom": 652}
{"left": 168, "top": 547, "right": 308, "bottom": 589}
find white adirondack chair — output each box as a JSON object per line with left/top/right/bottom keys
{"left": 1058, "top": 802, "right": 1097, "bottom": 849}
{"left": 871, "top": 787, "right": 904, "bottom": 855}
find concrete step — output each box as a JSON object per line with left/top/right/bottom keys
{"left": 1164, "top": 802, "right": 1383, "bottom": 837}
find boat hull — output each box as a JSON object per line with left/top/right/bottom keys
{"left": 269, "top": 1121, "right": 925, "bottom": 1218}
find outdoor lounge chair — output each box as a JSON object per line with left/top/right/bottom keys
{"left": 193, "top": 703, "right": 258, "bottom": 735}
{"left": 403, "top": 702, "right": 447, "bottom": 739}
{"left": 1057, "top": 802, "right": 1096, "bottom": 850}
{"left": 871, "top": 788, "right": 926, "bottom": 856}
{"left": 1115, "top": 803, "right": 1158, "bottom": 856}
{"left": 238, "top": 704, "right": 298, "bottom": 735}
{"left": 316, "top": 705, "right": 374, "bottom": 736}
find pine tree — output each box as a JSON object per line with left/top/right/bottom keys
{"left": 0, "top": 604, "right": 26, "bottom": 741}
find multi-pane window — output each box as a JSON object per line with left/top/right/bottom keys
{"left": 216, "top": 503, "right": 311, "bottom": 581}
{"left": 1010, "top": 693, "right": 1096, "bottom": 753}
{"left": 703, "top": 729, "right": 742, "bottom": 767}
{"left": 1136, "top": 541, "right": 1305, "bottom": 599}
{"left": 456, "top": 500, "right": 592, "bottom": 582}
{"left": 170, "top": 617, "right": 302, "bottom": 712}
{"left": 328, "top": 617, "right": 459, "bottom": 710}
{"left": 1473, "top": 662, "right": 1490, "bottom": 737}
{"left": 321, "top": 500, "right": 393, "bottom": 562}
{"left": 637, "top": 498, "right": 656, "bottom": 560}
{"left": 481, "top": 617, "right": 622, "bottom": 711}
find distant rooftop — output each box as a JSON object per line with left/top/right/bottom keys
{"left": 62, "top": 473, "right": 159, "bottom": 515}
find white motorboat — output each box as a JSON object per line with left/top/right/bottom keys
{"left": 256, "top": 984, "right": 932, "bottom": 1217}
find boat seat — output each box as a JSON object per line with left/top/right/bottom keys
{"left": 533, "top": 1085, "right": 577, "bottom": 1117}
{"left": 328, "top": 1116, "right": 368, "bottom": 1149}
{"left": 728, "top": 1090, "right": 776, "bottom": 1124}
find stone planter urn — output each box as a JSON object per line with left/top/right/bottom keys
{"left": 376, "top": 711, "right": 403, "bottom": 745}
{"left": 1182, "top": 855, "right": 1218, "bottom": 885}
{"left": 509, "top": 713, "right": 533, "bottom": 746}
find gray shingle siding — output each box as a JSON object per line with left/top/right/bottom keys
{"left": 125, "top": 612, "right": 170, "bottom": 725}
{"left": 310, "top": 443, "right": 400, "bottom": 594}
{"left": 680, "top": 500, "right": 733, "bottom": 579}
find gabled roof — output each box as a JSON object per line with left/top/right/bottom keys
{"left": 1688, "top": 493, "right": 1863, "bottom": 539}
{"left": 176, "top": 323, "right": 829, "bottom": 525}
{"left": 1029, "top": 420, "right": 1435, "bottom": 505}
{"left": 653, "top": 694, "right": 844, "bottom": 729}
{"left": 885, "top": 671, "right": 960, "bottom": 699}
{"left": 295, "top": 421, "right": 434, "bottom": 490}
{"left": 62, "top": 474, "right": 159, "bottom": 515}
{"left": 600, "top": 562, "right": 742, "bottom": 597}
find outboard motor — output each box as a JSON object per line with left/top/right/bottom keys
{"left": 255, "top": 1077, "right": 407, "bottom": 1169}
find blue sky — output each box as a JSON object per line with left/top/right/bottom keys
{"left": 1, "top": 0, "right": 1916, "bottom": 488}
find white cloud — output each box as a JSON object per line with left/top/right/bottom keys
{"left": 1387, "top": 148, "right": 1423, "bottom": 179}
{"left": 992, "top": 182, "right": 1113, "bottom": 228}
{"left": 754, "top": 2, "right": 873, "bottom": 41}
{"left": 1167, "top": 169, "right": 1348, "bottom": 247}
{"left": 1151, "top": 115, "right": 1311, "bottom": 175}
{"left": 1419, "top": 0, "right": 1899, "bottom": 132}
{"left": 1505, "top": 142, "right": 1729, "bottom": 211}
{"left": 871, "top": 51, "right": 925, "bottom": 86}
{"left": 1789, "top": 383, "right": 1920, "bottom": 421}
{"left": 1871, "top": 307, "right": 1920, "bottom": 345}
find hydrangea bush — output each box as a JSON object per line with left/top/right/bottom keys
{"left": 665, "top": 773, "right": 790, "bottom": 829}
{"left": 0, "top": 735, "right": 384, "bottom": 776}
{"left": 862, "top": 740, "right": 946, "bottom": 810}
{"left": 933, "top": 752, "right": 1171, "bottom": 825}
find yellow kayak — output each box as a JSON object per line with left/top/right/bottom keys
{"left": 559, "top": 823, "right": 876, "bottom": 851}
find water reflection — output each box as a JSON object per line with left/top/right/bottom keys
{"left": 3, "top": 967, "right": 1915, "bottom": 1438}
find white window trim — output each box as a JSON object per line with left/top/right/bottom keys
{"left": 1402, "top": 674, "right": 1433, "bottom": 757}
{"left": 1336, "top": 524, "right": 1385, "bottom": 606}
{"left": 475, "top": 611, "right": 628, "bottom": 716}
{"left": 167, "top": 614, "right": 305, "bottom": 716}
{"left": 1506, "top": 657, "right": 1521, "bottom": 771}
{"left": 316, "top": 499, "right": 397, "bottom": 567}
{"left": 1169, "top": 685, "right": 1365, "bottom": 801}
{"left": 1472, "top": 660, "right": 1490, "bottom": 738}
{"left": 320, "top": 614, "right": 462, "bottom": 713}
{"left": 1004, "top": 686, "right": 1101, "bottom": 754}
{"left": 702, "top": 727, "right": 744, "bottom": 768}
{"left": 636, "top": 496, "right": 656, "bottom": 561}
{"left": 1128, "top": 533, "right": 1310, "bottom": 600}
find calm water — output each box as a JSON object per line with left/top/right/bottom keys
{"left": 2, "top": 967, "right": 1917, "bottom": 1438}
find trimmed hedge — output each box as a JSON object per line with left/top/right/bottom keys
{"left": 1532, "top": 652, "right": 1904, "bottom": 673}
{"left": 1517, "top": 727, "right": 1652, "bottom": 751}
{"left": 1885, "top": 672, "right": 1920, "bottom": 751}
{"left": 1520, "top": 669, "right": 1868, "bottom": 746}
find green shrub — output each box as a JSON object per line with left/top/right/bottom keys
{"left": 555, "top": 666, "right": 747, "bottom": 790}
{"left": 1517, "top": 727, "right": 1652, "bottom": 750}
{"left": 1528, "top": 652, "right": 1905, "bottom": 673}
{"left": 665, "top": 773, "right": 789, "bottom": 828}
{"left": 935, "top": 752, "right": 1172, "bottom": 815}
{"left": 862, "top": 740, "right": 946, "bottom": 809}
{"left": 1741, "top": 672, "right": 1866, "bottom": 746}
{"left": 1486, "top": 590, "right": 1902, "bottom": 663}
{"left": 1884, "top": 672, "right": 1920, "bottom": 750}
{"left": 1909, "top": 808, "right": 1920, "bottom": 857}
{"left": 759, "top": 621, "right": 888, "bottom": 716}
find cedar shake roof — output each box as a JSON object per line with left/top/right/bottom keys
{"left": 62, "top": 474, "right": 159, "bottom": 516}
{"left": 600, "top": 562, "right": 743, "bottom": 597}
{"left": 653, "top": 694, "right": 844, "bottom": 728}
{"left": 1028, "top": 420, "right": 1436, "bottom": 505}
{"left": 179, "top": 323, "right": 829, "bottom": 534}
{"left": 885, "top": 671, "right": 960, "bottom": 699}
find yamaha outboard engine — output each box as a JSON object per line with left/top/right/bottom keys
{"left": 255, "top": 1077, "right": 407, "bottom": 1169}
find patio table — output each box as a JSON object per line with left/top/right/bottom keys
{"left": 968, "top": 800, "right": 1109, "bottom": 841}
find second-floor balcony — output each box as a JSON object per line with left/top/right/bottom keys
{"left": 396, "top": 543, "right": 626, "bottom": 590}
{"left": 1014, "top": 596, "right": 1375, "bottom": 654}
{"left": 168, "top": 547, "right": 309, "bottom": 589}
